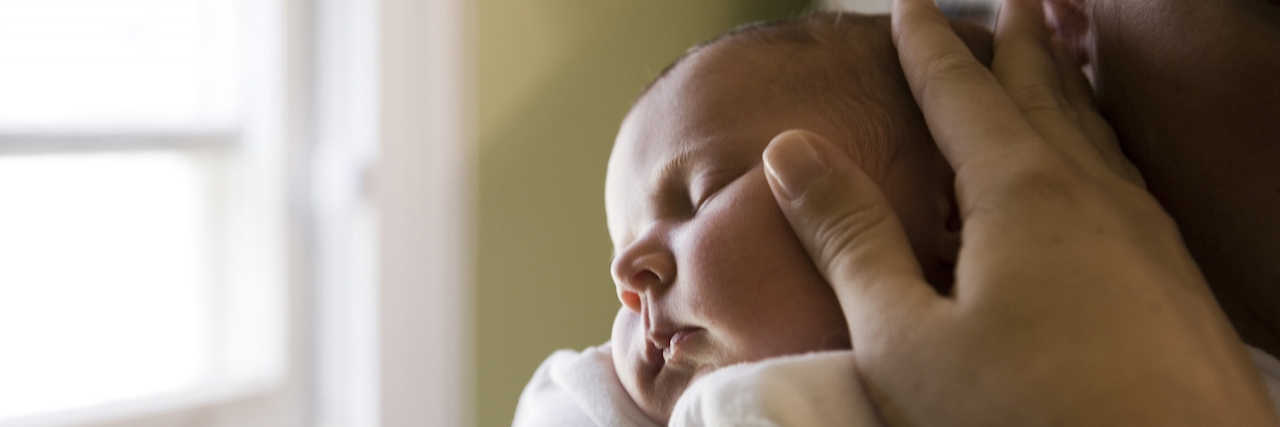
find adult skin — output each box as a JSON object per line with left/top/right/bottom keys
{"left": 1048, "top": 0, "right": 1280, "bottom": 358}
{"left": 760, "top": 0, "right": 1280, "bottom": 425}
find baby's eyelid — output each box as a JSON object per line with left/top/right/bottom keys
{"left": 689, "top": 175, "right": 722, "bottom": 211}
{"left": 691, "top": 168, "right": 750, "bottom": 211}
{"left": 691, "top": 184, "right": 721, "bottom": 212}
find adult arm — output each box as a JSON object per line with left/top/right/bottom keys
{"left": 761, "top": 0, "right": 1279, "bottom": 425}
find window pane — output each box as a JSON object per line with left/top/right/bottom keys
{"left": 0, "top": 152, "right": 212, "bottom": 419}
{"left": 0, "top": 0, "right": 242, "bottom": 131}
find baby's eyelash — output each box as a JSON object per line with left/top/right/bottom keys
{"left": 691, "top": 166, "right": 754, "bottom": 211}
{"left": 689, "top": 174, "right": 727, "bottom": 211}
{"left": 648, "top": 173, "right": 695, "bottom": 218}
{"left": 691, "top": 184, "right": 721, "bottom": 212}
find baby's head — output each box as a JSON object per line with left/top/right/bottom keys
{"left": 605, "top": 13, "right": 991, "bottom": 422}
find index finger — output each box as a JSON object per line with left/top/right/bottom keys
{"left": 891, "top": 0, "right": 1041, "bottom": 175}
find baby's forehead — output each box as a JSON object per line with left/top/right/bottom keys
{"left": 606, "top": 15, "right": 918, "bottom": 221}
{"left": 616, "top": 54, "right": 784, "bottom": 155}
{"left": 623, "top": 44, "right": 897, "bottom": 155}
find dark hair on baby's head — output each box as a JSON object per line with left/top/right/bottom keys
{"left": 638, "top": 12, "right": 991, "bottom": 175}
{"left": 640, "top": 12, "right": 861, "bottom": 97}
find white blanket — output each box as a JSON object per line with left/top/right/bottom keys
{"left": 513, "top": 343, "right": 1280, "bottom": 427}
{"left": 669, "top": 350, "right": 880, "bottom": 427}
{"left": 512, "top": 344, "right": 660, "bottom": 427}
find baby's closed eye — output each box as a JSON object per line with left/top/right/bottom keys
{"left": 690, "top": 164, "right": 759, "bottom": 212}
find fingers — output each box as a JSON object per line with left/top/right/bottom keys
{"left": 993, "top": 0, "right": 1068, "bottom": 122}
{"left": 993, "top": 0, "right": 1143, "bottom": 187}
{"left": 1049, "top": 38, "right": 1147, "bottom": 186}
{"left": 991, "top": 0, "right": 1116, "bottom": 170}
{"left": 1049, "top": 37, "right": 1095, "bottom": 115}
{"left": 762, "top": 130, "right": 939, "bottom": 336}
{"left": 896, "top": 0, "right": 1141, "bottom": 191}
{"left": 891, "top": 0, "right": 1042, "bottom": 177}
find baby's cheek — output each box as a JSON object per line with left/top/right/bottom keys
{"left": 683, "top": 177, "right": 824, "bottom": 328}
{"left": 611, "top": 308, "right": 639, "bottom": 369}
{"left": 713, "top": 177, "right": 848, "bottom": 355}
{"left": 611, "top": 308, "right": 647, "bottom": 396}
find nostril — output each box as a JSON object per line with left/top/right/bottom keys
{"left": 617, "top": 268, "right": 661, "bottom": 312}
{"left": 619, "top": 290, "right": 641, "bottom": 312}
{"left": 632, "top": 269, "right": 660, "bottom": 285}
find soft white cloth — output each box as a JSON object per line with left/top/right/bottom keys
{"left": 513, "top": 343, "right": 1280, "bottom": 427}
{"left": 1249, "top": 346, "right": 1280, "bottom": 414}
{"left": 671, "top": 348, "right": 1280, "bottom": 426}
{"left": 512, "top": 343, "right": 660, "bottom": 427}
{"left": 669, "top": 350, "right": 880, "bottom": 427}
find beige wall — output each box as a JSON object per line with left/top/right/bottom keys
{"left": 475, "top": 1, "right": 810, "bottom": 425}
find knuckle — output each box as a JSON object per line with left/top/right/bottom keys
{"left": 979, "top": 151, "right": 1091, "bottom": 207}
{"left": 916, "top": 54, "right": 990, "bottom": 95}
{"left": 803, "top": 186, "right": 897, "bottom": 269}
{"left": 922, "top": 52, "right": 983, "bottom": 78}
{"left": 816, "top": 205, "right": 895, "bottom": 270}
{"left": 1007, "top": 84, "right": 1065, "bottom": 115}
{"left": 979, "top": 154, "right": 1168, "bottom": 233}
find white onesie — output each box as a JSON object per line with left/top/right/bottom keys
{"left": 512, "top": 343, "right": 1280, "bottom": 427}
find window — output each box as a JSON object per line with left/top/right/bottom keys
{"left": 0, "top": 152, "right": 213, "bottom": 419}
{"left": 0, "top": 0, "right": 475, "bottom": 425}
{"left": 0, "top": 0, "right": 288, "bottom": 424}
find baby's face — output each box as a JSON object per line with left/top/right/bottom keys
{"left": 605, "top": 45, "right": 957, "bottom": 423}
{"left": 604, "top": 56, "right": 850, "bottom": 423}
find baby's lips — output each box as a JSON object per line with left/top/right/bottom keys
{"left": 664, "top": 328, "right": 705, "bottom": 363}
{"left": 640, "top": 332, "right": 667, "bottom": 376}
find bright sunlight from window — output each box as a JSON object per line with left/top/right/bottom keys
{"left": 0, "top": 0, "right": 263, "bottom": 422}
{"left": 0, "top": 153, "right": 211, "bottom": 420}
{"left": 0, "top": 0, "right": 241, "bottom": 131}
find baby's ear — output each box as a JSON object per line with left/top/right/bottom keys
{"left": 1043, "top": 0, "right": 1094, "bottom": 67}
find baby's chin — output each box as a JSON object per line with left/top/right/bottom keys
{"left": 610, "top": 310, "right": 686, "bottom": 422}
{"left": 606, "top": 341, "right": 734, "bottom": 420}
{"left": 611, "top": 307, "right": 858, "bottom": 422}
{"left": 616, "top": 356, "right": 693, "bottom": 423}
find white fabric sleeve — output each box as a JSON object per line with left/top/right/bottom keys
{"left": 669, "top": 350, "right": 883, "bottom": 427}
{"left": 1247, "top": 346, "right": 1280, "bottom": 415}
{"left": 512, "top": 343, "right": 661, "bottom": 427}
{"left": 671, "top": 346, "right": 1280, "bottom": 427}
{"left": 515, "top": 345, "right": 1280, "bottom": 427}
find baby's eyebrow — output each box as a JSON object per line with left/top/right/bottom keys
{"left": 652, "top": 147, "right": 697, "bottom": 192}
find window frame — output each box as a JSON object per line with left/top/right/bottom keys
{"left": 0, "top": 0, "right": 474, "bottom": 424}
{"left": 311, "top": 0, "right": 474, "bottom": 425}
{"left": 0, "top": 0, "right": 310, "bottom": 424}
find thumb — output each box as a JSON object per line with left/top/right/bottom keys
{"left": 763, "top": 130, "right": 938, "bottom": 335}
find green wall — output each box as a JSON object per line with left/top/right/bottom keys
{"left": 475, "top": 1, "right": 811, "bottom": 425}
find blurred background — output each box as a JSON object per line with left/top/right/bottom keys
{"left": 0, "top": 1, "right": 995, "bottom": 426}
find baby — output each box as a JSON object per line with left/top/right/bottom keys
{"left": 605, "top": 13, "right": 992, "bottom": 423}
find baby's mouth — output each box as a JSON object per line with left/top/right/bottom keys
{"left": 661, "top": 328, "right": 704, "bottom": 363}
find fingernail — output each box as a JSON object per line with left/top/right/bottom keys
{"left": 764, "top": 131, "right": 829, "bottom": 200}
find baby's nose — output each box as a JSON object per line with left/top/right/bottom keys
{"left": 615, "top": 268, "right": 663, "bottom": 312}
{"left": 610, "top": 237, "right": 675, "bottom": 312}
{"left": 617, "top": 284, "right": 643, "bottom": 313}
{"left": 613, "top": 256, "right": 669, "bottom": 313}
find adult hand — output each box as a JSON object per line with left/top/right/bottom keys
{"left": 761, "top": 0, "right": 1279, "bottom": 425}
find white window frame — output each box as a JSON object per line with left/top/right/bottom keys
{"left": 374, "top": 0, "right": 474, "bottom": 424}
{"left": 311, "top": 0, "right": 474, "bottom": 425}
{"left": 0, "top": 0, "right": 310, "bottom": 425}
{"left": 0, "top": 0, "right": 473, "bottom": 424}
